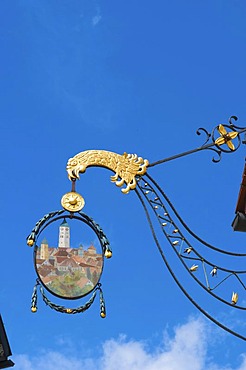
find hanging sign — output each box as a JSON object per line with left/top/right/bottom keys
{"left": 27, "top": 190, "right": 111, "bottom": 316}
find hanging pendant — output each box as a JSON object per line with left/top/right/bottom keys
{"left": 27, "top": 190, "right": 111, "bottom": 316}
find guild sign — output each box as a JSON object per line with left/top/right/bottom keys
{"left": 27, "top": 210, "right": 111, "bottom": 316}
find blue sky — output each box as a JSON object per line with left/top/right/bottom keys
{"left": 0, "top": 0, "right": 246, "bottom": 369}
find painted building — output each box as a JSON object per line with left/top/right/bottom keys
{"left": 40, "top": 238, "right": 49, "bottom": 260}
{"left": 58, "top": 219, "right": 70, "bottom": 248}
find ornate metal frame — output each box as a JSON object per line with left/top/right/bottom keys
{"left": 27, "top": 211, "right": 111, "bottom": 317}
{"left": 60, "top": 116, "right": 246, "bottom": 340}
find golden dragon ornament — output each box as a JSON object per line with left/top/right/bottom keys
{"left": 66, "top": 150, "right": 149, "bottom": 194}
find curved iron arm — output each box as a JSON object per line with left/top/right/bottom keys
{"left": 145, "top": 173, "right": 246, "bottom": 257}
{"left": 134, "top": 187, "right": 246, "bottom": 341}
{"left": 136, "top": 176, "right": 246, "bottom": 310}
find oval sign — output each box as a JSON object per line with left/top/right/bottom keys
{"left": 34, "top": 216, "right": 104, "bottom": 299}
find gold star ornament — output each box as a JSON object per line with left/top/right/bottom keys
{"left": 61, "top": 192, "right": 85, "bottom": 212}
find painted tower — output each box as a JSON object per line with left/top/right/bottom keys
{"left": 40, "top": 238, "right": 49, "bottom": 260}
{"left": 78, "top": 244, "right": 84, "bottom": 256}
{"left": 58, "top": 219, "right": 70, "bottom": 248}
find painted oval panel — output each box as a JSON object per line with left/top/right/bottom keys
{"left": 34, "top": 218, "right": 104, "bottom": 299}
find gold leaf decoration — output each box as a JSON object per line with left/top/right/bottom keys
{"left": 231, "top": 292, "right": 238, "bottom": 305}
{"left": 66, "top": 150, "right": 149, "bottom": 194}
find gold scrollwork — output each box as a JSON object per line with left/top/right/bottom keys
{"left": 66, "top": 150, "right": 149, "bottom": 194}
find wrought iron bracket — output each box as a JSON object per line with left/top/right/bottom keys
{"left": 149, "top": 115, "right": 246, "bottom": 167}
{"left": 66, "top": 116, "right": 246, "bottom": 193}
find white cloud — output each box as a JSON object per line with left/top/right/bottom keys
{"left": 13, "top": 352, "right": 96, "bottom": 370}
{"left": 92, "top": 14, "right": 102, "bottom": 26}
{"left": 92, "top": 6, "right": 102, "bottom": 26}
{"left": 101, "top": 319, "right": 206, "bottom": 370}
{"left": 12, "top": 317, "right": 246, "bottom": 370}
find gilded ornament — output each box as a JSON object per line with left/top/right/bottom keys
{"left": 61, "top": 192, "right": 85, "bottom": 212}
{"left": 104, "top": 250, "right": 112, "bottom": 258}
{"left": 27, "top": 239, "right": 34, "bottom": 247}
{"left": 31, "top": 306, "right": 37, "bottom": 313}
{"left": 215, "top": 124, "right": 238, "bottom": 150}
{"left": 231, "top": 292, "right": 238, "bottom": 305}
{"left": 100, "top": 312, "right": 106, "bottom": 318}
{"left": 66, "top": 150, "right": 149, "bottom": 194}
{"left": 210, "top": 267, "right": 217, "bottom": 277}
{"left": 189, "top": 264, "right": 198, "bottom": 272}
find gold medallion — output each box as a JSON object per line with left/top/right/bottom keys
{"left": 61, "top": 192, "right": 85, "bottom": 212}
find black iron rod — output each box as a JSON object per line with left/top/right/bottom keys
{"left": 148, "top": 143, "right": 214, "bottom": 167}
